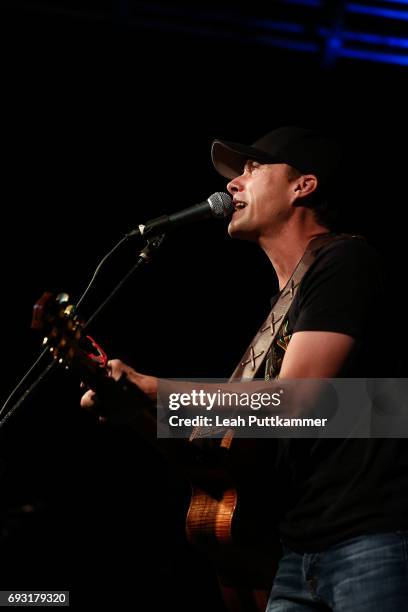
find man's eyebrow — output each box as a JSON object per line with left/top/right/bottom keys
{"left": 244, "top": 159, "right": 260, "bottom": 170}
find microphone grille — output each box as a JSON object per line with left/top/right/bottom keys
{"left": 208, "top": 192, "right": 233, "bottom": 218}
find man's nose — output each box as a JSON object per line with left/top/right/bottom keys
{"left": 227, "top": 176, "right": 243, "bottom": 194}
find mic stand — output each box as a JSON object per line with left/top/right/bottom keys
{"left": 0, "top": 234, "right": 166, "bottom": 429}
{"left": 83, "top": 233, "right": 165, "bottom": 330}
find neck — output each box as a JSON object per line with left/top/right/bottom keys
{"left": 259, "top": 220, "right": 330, "bottom": 290}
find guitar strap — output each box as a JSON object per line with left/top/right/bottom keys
{"left": 190, "top": 232, "right": 360, "bottom": 444}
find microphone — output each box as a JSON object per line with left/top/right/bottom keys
{"left": 126, "top": 192, "right": 233, "bottom": 238}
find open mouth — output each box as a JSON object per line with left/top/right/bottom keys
{"left": 233, "top": 201, "right": 248, "bottom": 211}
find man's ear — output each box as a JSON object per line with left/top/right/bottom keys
{"left": 293, "top": 174, "right": 318, "bottom": 199}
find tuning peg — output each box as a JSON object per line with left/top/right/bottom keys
{"left": 63, "top": 304, "right": 75, "bottom": 318}
{"left": 42, "top": 337, "right": 48, "bottom": 346}
{"left": 56, "top": 293, "right": 70, "bottom": 305}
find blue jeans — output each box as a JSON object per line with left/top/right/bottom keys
{"left": 267, "top": 532, "right": 408, "bottom": 611}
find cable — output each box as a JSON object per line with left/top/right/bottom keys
{"left": 76, "top": 234, "right": 128, "bottom": 309}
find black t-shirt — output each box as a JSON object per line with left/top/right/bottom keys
{"left": 270, "top": 237, "right": 408, "bottom": 552}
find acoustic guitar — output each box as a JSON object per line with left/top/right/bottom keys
{"left": 32, "top": 291, "right": 281, "bottom": 611}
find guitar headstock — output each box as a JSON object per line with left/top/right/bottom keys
{"left": 32, "top": 292, "right": 107, "bottom": 379}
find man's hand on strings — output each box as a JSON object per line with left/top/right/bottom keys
{"left": 80, "top": 359, "right": 158, "bottom": 419}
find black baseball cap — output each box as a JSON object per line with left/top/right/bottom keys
{"left": 211, "top": 126, "right": 341, "bottom": 188}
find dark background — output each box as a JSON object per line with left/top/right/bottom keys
{"left": 0, "top": 1, "right": 407, "bottom": 609}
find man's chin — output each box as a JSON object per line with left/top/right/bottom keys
{"left": 227, "top": 220, "right": 256, "bottom": 241}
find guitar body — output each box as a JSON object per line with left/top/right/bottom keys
{"left": 185, "top": 438, "right": 282, "bottom": 611}
{"left": 186, "top": 485, "right": 237, "bottom": 548}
